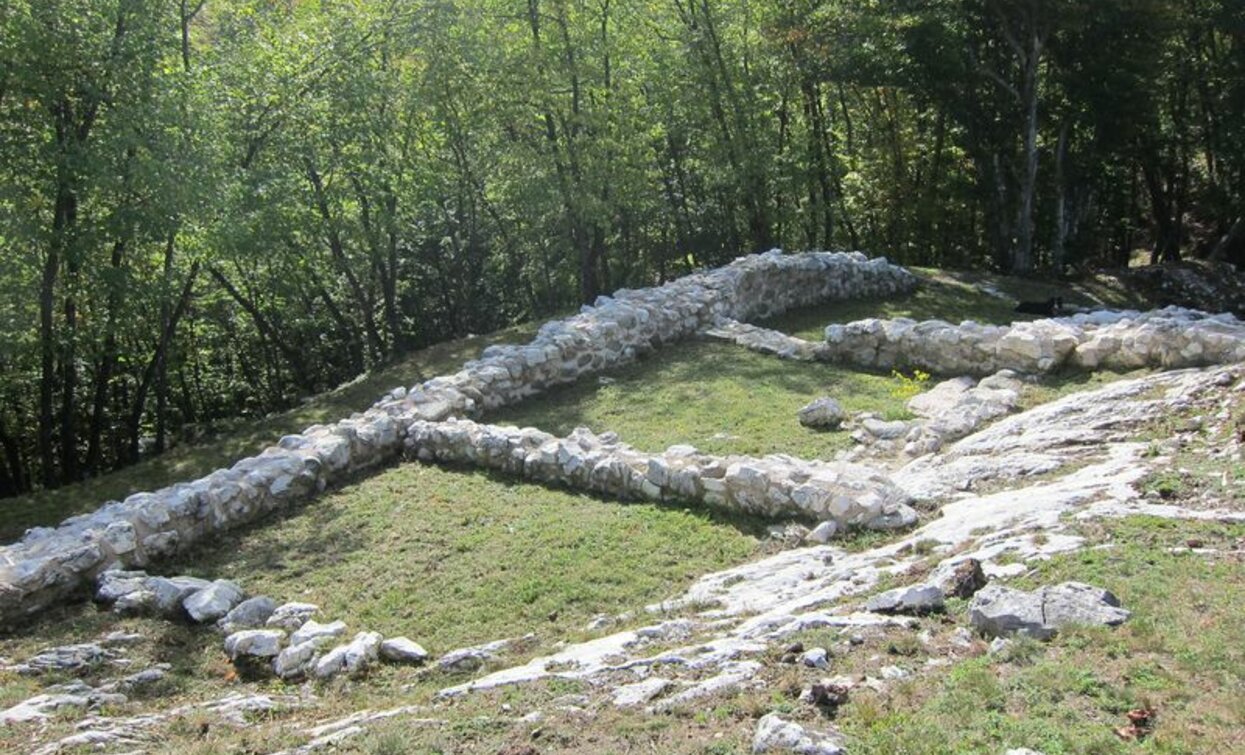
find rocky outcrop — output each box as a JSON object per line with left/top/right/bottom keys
{"left": 824, "top": 307, "right": 1245, "bottom": 375}
{"left": 0, "top": 251, "right": 915, "bottom": 625}
{"left": 405, "top": 420, "right": 917, "bottom": 530}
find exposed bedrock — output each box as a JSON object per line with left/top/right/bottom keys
{"left": 404, "top": 420, "right": 917, "bottom": 530}
{"left": 0, "top": 251, "right": 914, "bottom": 626}
{"left": 823, "top": 307, "right": 1245, "bottom": 375}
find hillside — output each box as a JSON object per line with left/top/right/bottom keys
{"left": 2, "top": 256, "right": 1242, "bottom": 754}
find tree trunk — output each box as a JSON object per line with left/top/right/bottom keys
{"left": 86, "top": 239, "right": 126, "bottom": 474}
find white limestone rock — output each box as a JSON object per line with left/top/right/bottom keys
{"left": 970, "top": 582, "right": 1131, "bottom": 640}
{"left": 183, "top": 580, "right": 245, "bottom": 623}
{"left": 379, "top": 637, "right": 429, "bottom": 664}
{"left": 798, "top": 398, "right": 847, "bottom": 430}
{"left": 865, "top": 583, "right": 945, "bottom": 615}
{"left": 752, "top": 713, "right": 846, "bottom": 754}
{"left": 218, "top": 595, "right": 278, "bottom": 634}
{"left": 290, "top": 619, "right": 347, "bottom": 646}
{"left": 266, "top": 601, "right": 319, "bottom": 631}
{"left": 224, "top": 629, "right": 285, "bottom": 660}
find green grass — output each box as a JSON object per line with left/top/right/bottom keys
{"left": 492, "top": 340, "right": 911, "bottom": 459}
{"left": 838, "top": 516, "right": 1245, "bottom": 754}
{"left": 159, "top": 463, "right": 762, "bottom": 651}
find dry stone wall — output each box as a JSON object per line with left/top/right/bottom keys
{"left": 823, "top": 307, "right": 1245, "bottom": 375}
{"left": 0, "top": 251, "right": 916, "bottom": 625}
{"left": 405, "top": 420, "right": 917, "bottom": 529}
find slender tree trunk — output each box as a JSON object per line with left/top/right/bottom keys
{"left": 86, "top": 239, "right": 126, "bottom": 474}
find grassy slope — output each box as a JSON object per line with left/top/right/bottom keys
{"left": 841, "top": 517, "right": 1245, "bottom": 754}
{"left": 0, "top": 266, "right": 1204, "bottom": 755}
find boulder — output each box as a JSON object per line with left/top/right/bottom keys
{"left": 752, "top": 713, "right": 846, "bottom": 754}
{"left": 969, "top": 582, "right": 1130, "bottom": 640}
{"left": 183, "top": 580, "right": 245, "bottom": 623}
{"left": 218, "top": 596, "right": 278, "bottom": 634}
{"left": 224, "top": 629, "right": 285, "bottom": 660}
{"left": 274, "top": 639, "right": 323, "bottom": 680}
{"left": 798, "top": 398, "right": 847, "bottom": 430}
{"left": 379, "top": 637, "right": 429, "bottom": 664}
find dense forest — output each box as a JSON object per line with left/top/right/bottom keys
{"left": 0, "top": 0, "right": 1242, "bottom": 495}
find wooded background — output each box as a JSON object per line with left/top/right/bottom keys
{"left": 1, "top": 0, "right": 1242, "bottom": 495}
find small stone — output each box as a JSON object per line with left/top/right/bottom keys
{"left": 274, "top": 639, "right": 323, "bottom": 680}
{"left": 290, "top": 619, "right": 347, "bottom": 646}
{"left": 218, "top": 596, "right": 278, "bottom": 633}
{"left": 801, "top": 647, "right": 830, "bottom": 669}
{"left": 266, "top": 602, "right": 319, "bottom": 631}
{"left": 183, "top": 580, "right": 245, "bottom": 623}
{"left": 313, "top": 631, "right": 381, "bottom": 679}
{"left": 798, "top": 398, "right": 847, "bottom": 430}
{"left": 224, "top": 629, "right": 285, "bottom": 660}
{"left": 379, "top": 637, "right": 429, "bottom": 664}
{"left": 808, "top": 520, "right": 838, "bottom": 543}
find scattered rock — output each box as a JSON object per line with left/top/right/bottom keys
{"left": 184, "top": 580, "right": 246, "bottom": 623}
{"left": 274, "top": 639, "right": 324, "bottom": 680}
{"left": 290, "top": 619, "right": 347, "bottom": 646}
{"left": 379, "top": 637, "right": 429, "bottom": 664}
{"left": 267, "top": 602, "right": 319, "bottom": 631}
{"left": 970, "top": 582, "right": 1131, "bottom": 640}
{"left": 752, "top": 713, "right": 846, "bottom": 754}
{"left": 798, "top": 398, "right": 847, "bottom": 430}
{"left": 224, "top": 629, "right": 285, "bottom": 661}
{"left": 865, "top": 583, "right": 944, "bottom": 615}
{"left": 218, "top": 596, "right": 278, "bottom": 634}
{"left": 808, "top": 520, "right": 838, "bottom": 544}
{"left": 801, "top": 647, "right": 830, "bottom": 669}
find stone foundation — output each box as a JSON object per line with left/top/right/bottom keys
{"left": 823, "top": 307, "right": 1245, "bottom": 375}
{"left": 405, "top": 420, "right": 917, "bottom": 529}
{"left": 0, "top": 251, "right": 916, "bottom": 625}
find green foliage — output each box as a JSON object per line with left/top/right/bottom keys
{"left": 0, "top": 0, "right": 1240, "bottom": 499}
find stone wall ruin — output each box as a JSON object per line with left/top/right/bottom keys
{"left": 0, "top": 251, "right": 917, "bottom": 624}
